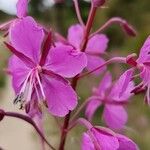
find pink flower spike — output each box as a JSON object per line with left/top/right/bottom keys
{"left": 17, "top": 0, "right": 28, "bottom": 18}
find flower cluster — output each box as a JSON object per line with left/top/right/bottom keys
{"left": 0, "top": 0, "right": 149, "bottom": 149}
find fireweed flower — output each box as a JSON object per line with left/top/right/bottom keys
{"left": 85, "top": 71, "right": 134, "bottom": 129}
{"left": 0, "top": 0, "right": 28, "bottom": 32}
{"left": 67, "top": 24, "right": 109, "bottom": 75}
{"left": 79, "top": 119, "right": 138, "bottom": 150}
{"left": 6, "top": 16, "right": 87, "bottom": 117}
{"left": 123, "top": 36, "right": 150, "bottom": 104}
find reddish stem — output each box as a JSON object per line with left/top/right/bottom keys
{"left": 58, "top": 4, "right": 98, "bottom": 150}
{"left": 81, "top": 6, "right": 97, "bottom": 52}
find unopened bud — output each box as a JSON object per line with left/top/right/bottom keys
{"left": 0, "top": 109, "right": 5, "bottom": 121}
{"left": 92, "top": 0, "right": 106, "bottom": 7}
{"left": 122, "top": 23, "right": 137, "bottom": 37}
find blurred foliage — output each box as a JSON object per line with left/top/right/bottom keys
{"left": 0, "top": 0, "right": 150, "bottom": 149}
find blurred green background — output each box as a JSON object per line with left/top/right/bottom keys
{"left": 0, "top": 0, "right": 150, "bottom": 149}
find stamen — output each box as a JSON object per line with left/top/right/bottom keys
{"left": 35, "top": 70, "right": 46, "bottom": 100}
{"left": 13, "top": 92, "right": 24, "bottom": 104}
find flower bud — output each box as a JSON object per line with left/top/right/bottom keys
{"left": 92, "top": 0, "right": 106, "bottom": 7}
{"left": 0, "top": 109, "right": 5, "bottom": 121}
{"left": 122, "top": 23, "right": 137, "bottom": 37}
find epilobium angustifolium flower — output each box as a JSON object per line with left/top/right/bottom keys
{"left": 68, "top": 24, "right": 109, "bottom": 75}
{"left": 6, "top": 16, "right": 87, "bottom": 117}
{"left": 122, "top": 36, "right": 150, "bottom": 104}
{"left": 85, "top": 71, "right": 134, "bottom": 129}
{"left": 79, "top": 118, "right": 138, "bottom": 150}
{"left": 82, "top": 127, "right": 138, "bottom": 150}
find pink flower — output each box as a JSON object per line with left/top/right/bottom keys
{"left": 0, "top": 0, "right": 28, "bottom": 32}
{"left": 81, "top": 126, "right": 138, "bottom": 150}
{"left": 85, "top": 71, "right": 134, "bottom": 129}
{"left": 6, "top": 17, "right": 87, "bottom": 117}
{"left": 67, "top": 24, "right": 109, "bottom": 75}
{"left": 124, "top": 36, "right": 150, "bottom": 104}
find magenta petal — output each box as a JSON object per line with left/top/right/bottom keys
{"left": 85, "top": 97, "right": 102, "bottom": 121}
{"left": 137, "top": 36, "right": 150, "bottom": 63}
{"left": 91, "top": 128, "right": 119, "bottom": 150}
{"left": 42, "top": 75, "right": 77, "bottom": 117}
{"left": 86, "top": 55, "right": 106, "bottom": 75}
{"left": 86, "top": 34, "right": 109, "bottom": 54}
{"left": 10, "top": 16, "right": 44, "bottom": 63}
{"left": 117, "top": 134, "right": 139, "bottom": 150}
{"left": 97, "top": 71, "right": 112, "bottom": 97}
{"left": 103, "top": 105, "right": 128, "bottom": 129}
{"left": 9, "top": 55, "right": 30, "bottom": 93}
{"left": 81, "top": 133, "right": 95, "bottom": 150}
{"left": 67, "top": 24, "right": 84, "bottom": 49}
{"left": 109, "top": 70, "right": 134, "bottom": 101}
{"left": 16, "top": 0, "right": 28, "bottom": 18}
{"left": 45, "top": 45, "right": 87, "bottom": 78}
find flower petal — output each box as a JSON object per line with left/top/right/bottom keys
{"left": 138, "top": 36, "right": 150, "bottom": 63}
{"left": 97, "top": 71, "right": 112, "bottom": 97}
{"left": 109, "top": 69, "right": 134, "bottom": 101}
{"left": 45, "top": 45, "right": 87, "bottom": 78}
{"left": 117, "top": 134, "right": 139, "bottom": 150}
{"left": 86, "top": 34, "right": 109, "bottom": 54}
{"left": 16, "top": 0, "right": 28, "bottom": 18}
{"left": 86, "top": 55, "right": 106, "bottom": 75}
{"left": 103, "top": 105, "right": 128, "bottom": 129}
{"left": 42, "top": 75, "right": 77, "bottom": 117}
{"left": 81, "top": 133, "right": 95, "bottom": 150}
{"left": 67, "top": 24, "right": 84, "bottom": 49}
{"left": 85, "top": 97, "right": 102, "bottom": 121}
{"left": 10, "top": 16, "right": 44, "bottom": 63}
{"left": 91, "top": 128, "right": 119, "bottom": 150}
{"left": 8, "top": 55, "right": 30, "bottom": 93}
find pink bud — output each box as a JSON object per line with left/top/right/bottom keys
{"left": 92, "top": 0, "right": 106, "bottom": 7}
{"left": 122, "top": 23, "right": 137, "bottom": 37}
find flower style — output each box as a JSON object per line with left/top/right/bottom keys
{"left": 67, "top": 24, "right": 109, "bottom": 75}
{"left": 81, "top": 126, "right": 138, "bottom": 150}
{"left": 85, "top": 71, "right": 134, "bottom": 129}
{"left": 6, "top": 16, "right": 87, "bottom": 117}
{"left": 0, "top": 0, "right": 28, "bottom": 32}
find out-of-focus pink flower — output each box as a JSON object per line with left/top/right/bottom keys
{"left": 67, "top": 24, "right": 109, "bottom": 75}
{"left": 6, "top": 17, "right": 87, "bottom": 117}
{"left": 0, "top": 0, "right": 28, "bottom": 32}
{"left": 85, "top": 71, "right": 134, "bottom": 129}
{"left": 124, "top": 36, "right": 150, "bottom": 104}
{"left": 81, "top": 126, "right": 138, "bottom": 150}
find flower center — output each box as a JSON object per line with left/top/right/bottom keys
{"left": 13, "top": 66, "right": 46, "bottom": 110}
